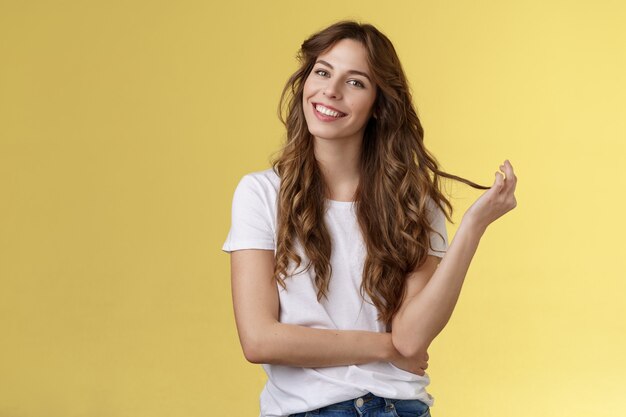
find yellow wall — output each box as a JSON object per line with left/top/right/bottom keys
{"left": 1, "top": 1, "right": 624, "bottom": 416}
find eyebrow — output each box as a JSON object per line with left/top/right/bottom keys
{"left": 315, "top": 59, "right": 372, "bottom": 82}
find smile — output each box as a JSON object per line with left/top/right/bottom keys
{"left": 313, "top": 103, "right": 347, "bottom": 121}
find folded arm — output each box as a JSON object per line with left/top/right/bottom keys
{"left": 230, "top": 248, "right": 397, "bottom": 366}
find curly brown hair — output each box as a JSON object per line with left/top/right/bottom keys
{"left": 269, "top": 20, "right": 489, "bottom": 327}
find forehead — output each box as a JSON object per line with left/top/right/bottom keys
{"left": 317, "top": 38, "right": 371, "bottom": 75}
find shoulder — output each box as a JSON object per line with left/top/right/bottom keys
{"left": 231, "top": 167, "right": 280, "bottom": 211}
{"left": 424, "top": 195, "right": 445, "bottom": 219}
{"left": 240, "top": 167, "right": 280, "bottom": 193}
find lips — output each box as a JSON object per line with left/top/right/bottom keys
{"left": 313, "top": 102, "right": 347, "bottom": 117}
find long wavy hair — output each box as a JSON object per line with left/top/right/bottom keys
{"left": 269, "top": 20, "right": 489, "bottom": 327}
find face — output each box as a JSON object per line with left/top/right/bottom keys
{"left": 302, "top": 38, "right": 377, "bottom": 143}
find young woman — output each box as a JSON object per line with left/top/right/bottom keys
{"left": 222, "top": 20, "right": 517, "bottom": 417}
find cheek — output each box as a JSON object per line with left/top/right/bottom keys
{"left": 353, "top": 99, "right": 375, "bottom": 117}
{"left": 302, "top": 86, "right": 314, "bottom": 106}
{"left": 305, "top": 74, "right": 329, "bottom": 93}
{"left": 361, "top": 96, "right": 377, "bottom": 116}
{"left": 303, "top": 75, "right": 317, "bottom": 93}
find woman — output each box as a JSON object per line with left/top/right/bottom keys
{"left": 222, "top": 20, "right": 517, "bottom": 417}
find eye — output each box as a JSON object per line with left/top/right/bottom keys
{"left": 314, "top": 69, "right": 366, "bottom": 88}
{"left": 348, "top": 79, "right": 365, "bottom": 88}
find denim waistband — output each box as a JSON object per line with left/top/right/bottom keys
{"left": 306, "top": 392, "right": 395, "bottom": 415}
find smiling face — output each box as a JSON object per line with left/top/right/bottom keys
{"left": 302, "top": 38, "right": 377, "bottom": 144}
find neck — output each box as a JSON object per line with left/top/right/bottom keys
{"left": 313, "top": 135, "right": 361, "bottom": 201}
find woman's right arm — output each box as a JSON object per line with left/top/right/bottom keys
{"left": 230, "top": 248, "right": 397, "bottom": 367}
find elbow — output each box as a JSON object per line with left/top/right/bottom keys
{"left": 392, "top": 328, "right": 428, "bottom": 358}
{"left": 242, "top": 342, "right": 263, "bottom": 364}
{"left": 241, "top": 334, "right": 266, "bottom": 364}
{"left": 240, "top": 325, "right": 274, "bottom": 364}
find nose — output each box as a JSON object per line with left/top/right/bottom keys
{"left": 323, "top": 78, "right": 342, "bottom": 99}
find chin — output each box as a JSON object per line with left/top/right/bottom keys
{"left": 308, "top": 127, "right": 342, "bottom": 140}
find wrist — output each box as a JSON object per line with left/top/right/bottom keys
{"left": 378, "top": 332, "right": 397, "bottom": 361}
{"left": 461, "top": 215, "right": 488, "bottom": 237}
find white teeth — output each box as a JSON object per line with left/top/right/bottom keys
{"left": 315, "top": 104, "right": 344, "bottom": 117}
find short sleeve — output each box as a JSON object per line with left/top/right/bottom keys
{"left": 222, "top": 174, "right": 276, "bottom": 253}
{"left": 426, "top": 198, "right": 448, "bottom": 258}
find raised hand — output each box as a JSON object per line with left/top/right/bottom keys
{"left": 463, "top": 160, "right": 518, "bottom": 232}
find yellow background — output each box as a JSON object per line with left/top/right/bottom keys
{"left": 1, "top": 1, "right": 624, "bottom": 416}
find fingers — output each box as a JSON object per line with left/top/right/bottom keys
{"left": 494, "top": 170, "right": 505, "bottom": 193}
{"left": 497, "top": 160, "right": 517, "bottom": 195}
{"left": 505, "top": 160, "right": 517, "bottom": 193}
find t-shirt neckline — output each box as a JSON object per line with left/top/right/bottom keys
{"left": 325, "top": 198, "right": 356, "bottom": 208}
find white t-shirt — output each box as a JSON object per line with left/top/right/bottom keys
{"left": 222, "top": 168, "right": 449, "bottom": 417}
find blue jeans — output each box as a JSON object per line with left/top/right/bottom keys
{"left": 288, "top": 391, "right": 431, "bottom": 417}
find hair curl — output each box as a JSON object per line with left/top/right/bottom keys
{"left": 269, "top": 20, "right": 489, "bottom": 327}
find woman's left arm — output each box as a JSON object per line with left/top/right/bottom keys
{"left": 392, "top": 160, "right": 517, "bottom": 357}
{"left": 391, "top": 220, "right": 484, "bottom": 357}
